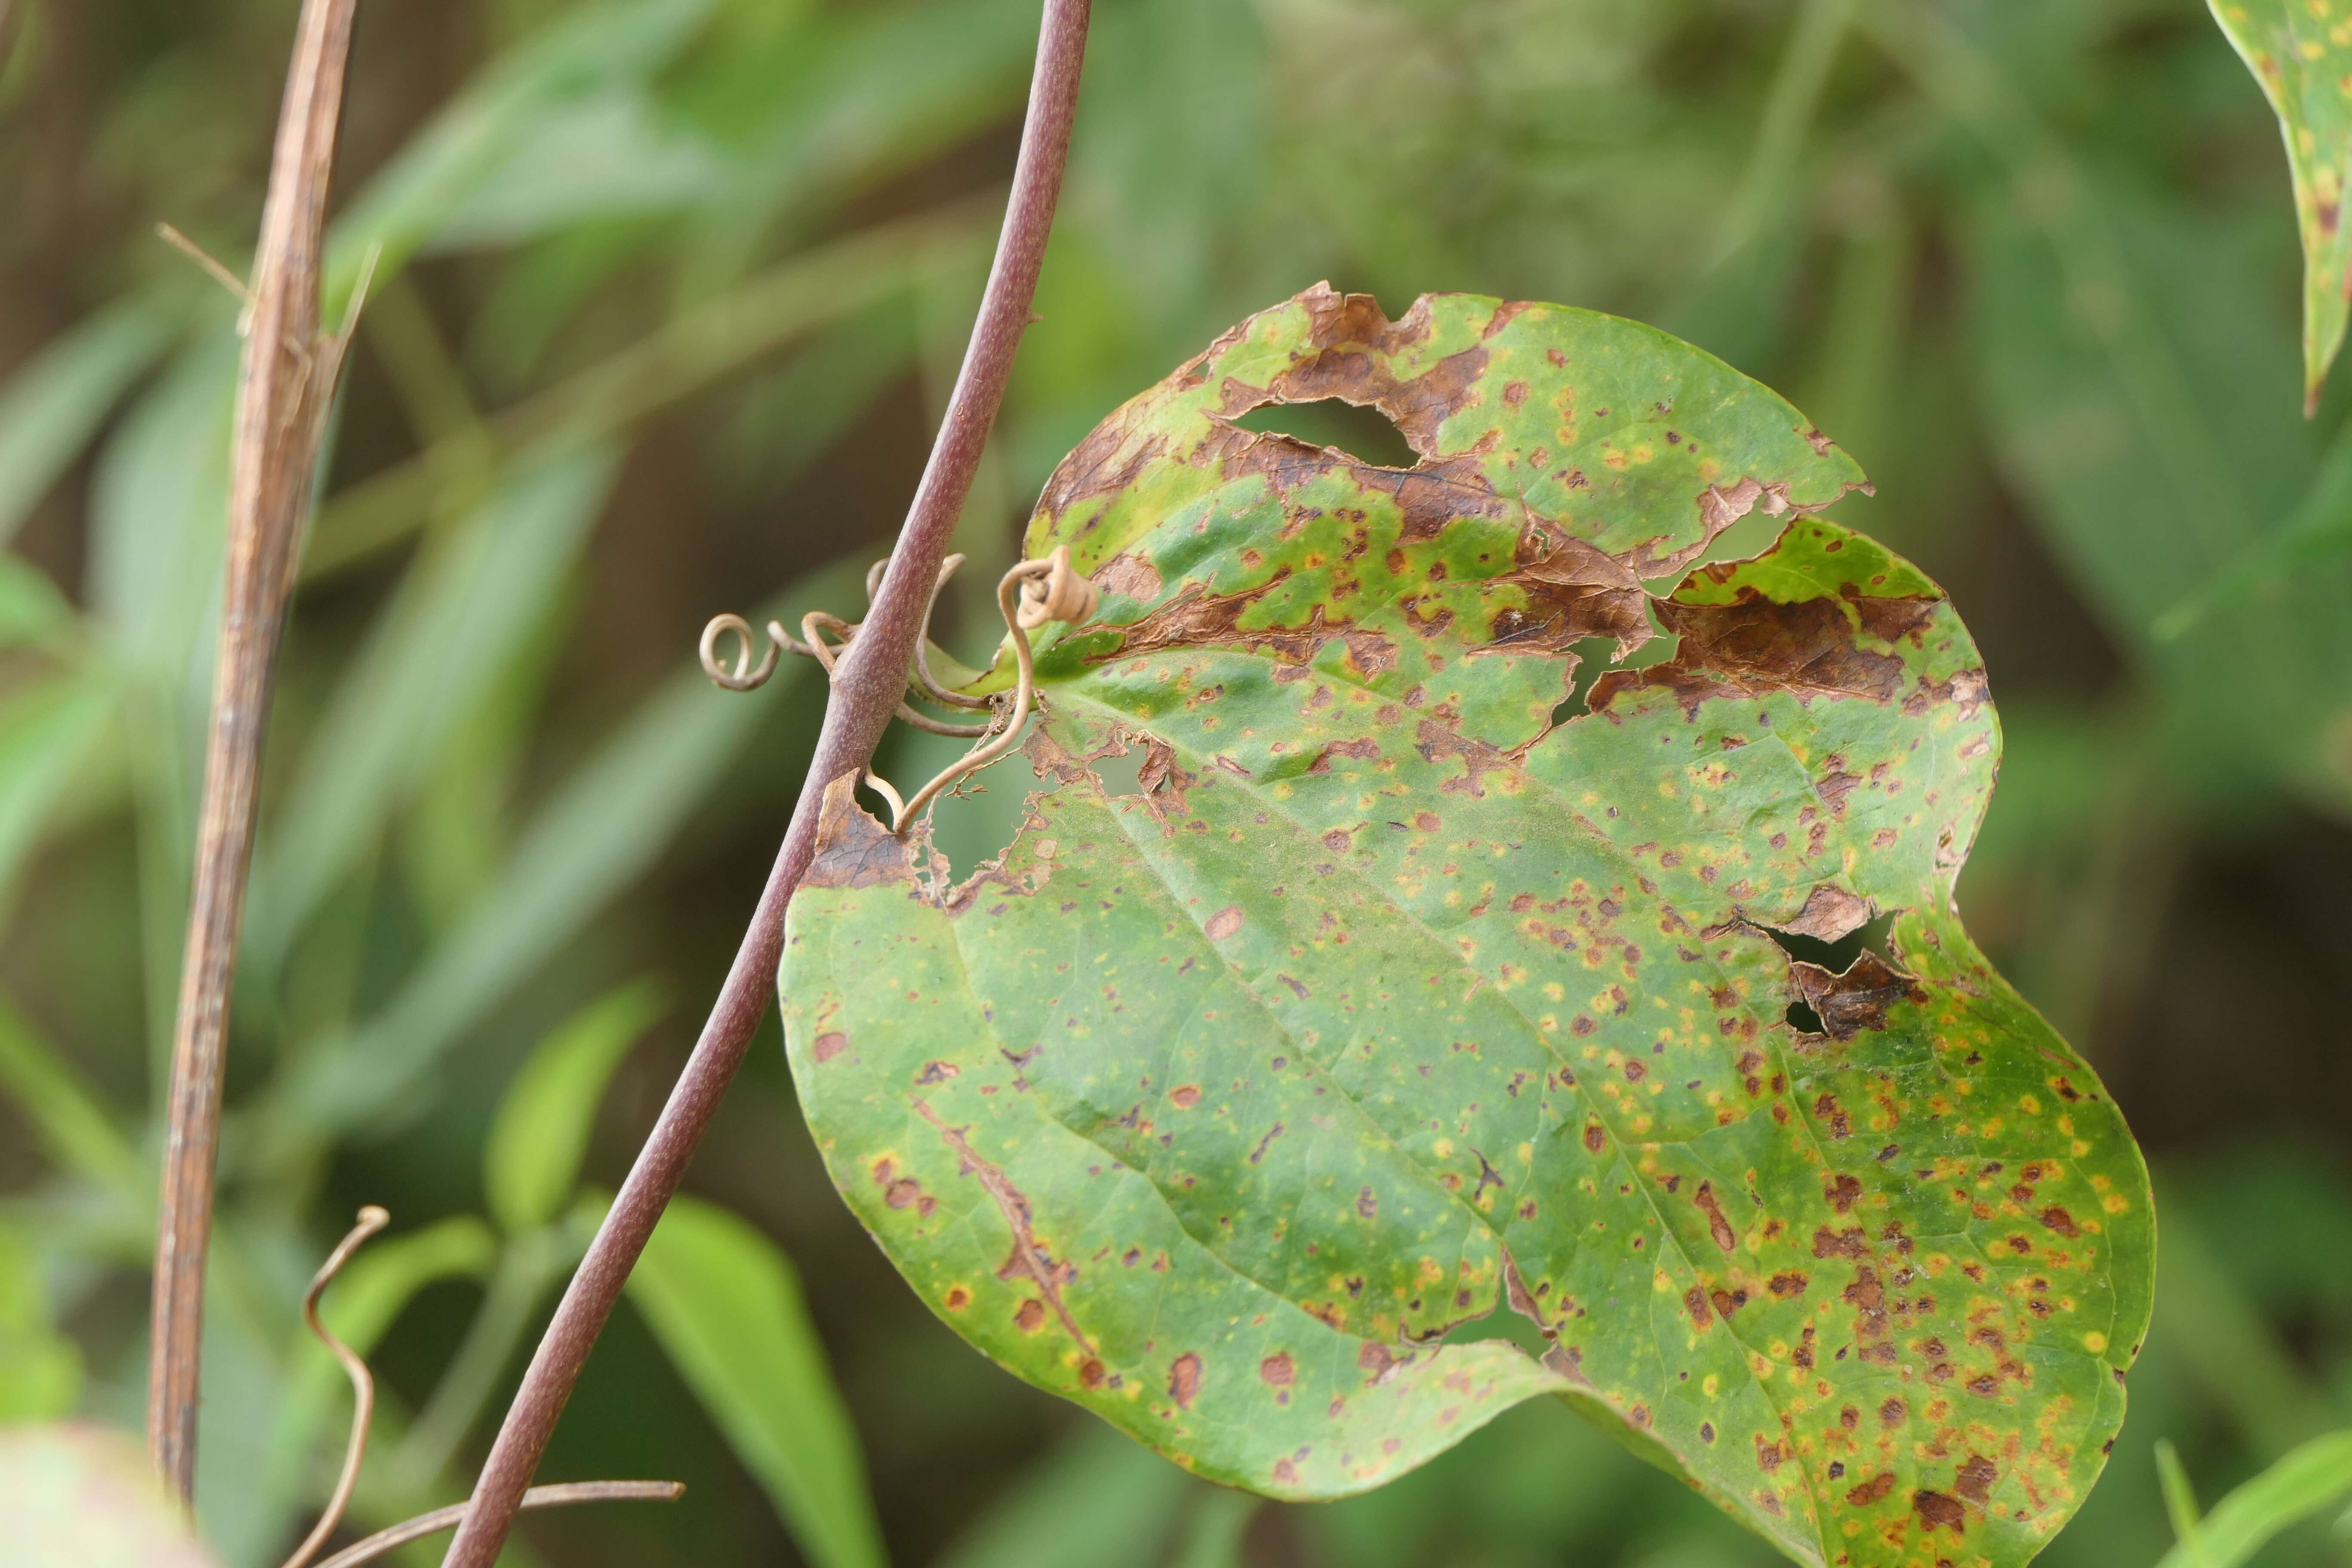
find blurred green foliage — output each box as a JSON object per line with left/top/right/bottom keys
{"left": 0, "top": 0, "right": 2349, "bottom": 1565}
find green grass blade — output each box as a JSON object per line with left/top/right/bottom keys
{"left": 0, "top": 291, "right": 183, "bottom": 549}
{"left": 628, "top": 1195, "right": 887, "bottom": 1568}
{"left": 272, "top": 553, "right": 866, "bottom": 1142}
{"left": 929, "top": 1425, "right": 1191, "bottom": 1568}
{"left": 251, "top": 441, "right": 620, "bottom": 969}
{"left": 0, "top": 992, "right": 143, "bottom": 1202}
{"left": 483, "top": 979, "right": 662, "bottom": 1233}
{"left": 2154, "top": 1431, "right": 2352, "bottom": 1568}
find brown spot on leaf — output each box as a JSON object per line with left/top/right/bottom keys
{"left": 1846, "top": 1471, "right": 1897, "bottom": 1506}
{"left": 1956, "top": 1454, "right": 1998, "bottom": 1506}
{"left": 1170, "top": 1353, "right": 1202, "bottom": 1408}
{"left": 1695, "top": 1181, "right": 1738, "bottom": 1252}
{"left": 1205, "top": 906, "right": 1246, "bottom": 940}
{"left": 813, "top": 1031, "right": 848, "bottom": 1063}
{"left": 1914, "top": 1490, "right": 1967, "bottom": 1534}
{"left": 2040, "top": 1205, "right": 2081, "bottom": 1239}
{"left": 1259, "top": 1353, "right": 1296, "bottom": 1387}
{"left": 1826, "top": 1174, "right": 1862, "bottom": 1212}
{"left": 1095, "top": 550, "right": 1163, "bottom": 604}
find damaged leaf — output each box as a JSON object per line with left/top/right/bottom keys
{"left": 2209, "top": 0, "right": 2352, "bottom": 412}
{"left": 780, "top": 286, "right": 2153, "bottom": 1568}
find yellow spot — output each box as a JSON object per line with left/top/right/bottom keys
{"left": 1432, "top": 1138, "right": 1455, "bottom": 1159}
{"left": 2304, "top": 37, "right": 2328, "bottom": 58}
{"left": 1518, "top": 1141, "right": 1535, "bottom": 1164}
{"left": 1703, "top": 1375, "right": 1720, "bottom": 1396}
{"left": 1655, "top": 1270, "right": 1674, "bottom": 1293}
{"left": 1544, "top": 982, "right": 1565, "bottom": 1001}
{"left": 2103, "top": 1193, "right": 2130, "bottom": 1215}
{"left": 2017, "top": 1093, "right": 2042, "bottom": 1115}
{"left": 2073, "top": 1140, "right": 2092, "bottom": 1157}
{"left": 2082, "top": 1331, "right": 2108, "bottom": 1354}
{"left": 1632, "top": 1114, "right": 1654, "bottom": 1133}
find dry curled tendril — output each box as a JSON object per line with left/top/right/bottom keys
{"left": 697, "top": 545, "right": 1098, "bottom": 833}
{"left": 278, "top": 1207, "right": 681, "bottom": 1568}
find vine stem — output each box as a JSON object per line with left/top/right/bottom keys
{"left": 434, "top": 5, "right": 1093, "bottom": 1563}
{"left": 149, "top": 0, "right": 360, "bottom": 1501}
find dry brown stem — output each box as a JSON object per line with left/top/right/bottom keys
{"left": 147, "top": 0, "right": 362, "bottom": 1502}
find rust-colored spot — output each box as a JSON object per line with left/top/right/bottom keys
{"left": 1914, "top": 1490, "right": 1967, "bottom": 1534}
{"left": 1078, "top": 1358, "right": 1108, "bottom": 1390}
{"left": 1878, "top": 1396, "right": 1906, "bottom": 1428}
{"left": 1170, "top": 1084, "right": 1202, "bottom": 1109}
{"left": 1694, "top": 1181, "right": 1738, "bottom": 1252}
{"left": 1583, "top": 1121, "right": 1606, "bottom": 1154}
{"left": 1015, "top": 1299, "right": 1047, "bottom": 1332}
{"left": 1170, "top": 1353, "right": 1203, "bottom": 1409}
{"left": 1846, "top": 1470, "right": 1897, "bottom": 1506}
{"left": 1813, "top": 1225, "right": 1868, "bottom": 1258}
{"left": 1956, "top": 1453, "right": 1998, "bottom": 1505}
{"left": 943, "top": 1286, "right": 971, "bottom": 1311}
{"left": 1768, "top": 1271, "right": 1809, "bottom": 1297}
{"left": 1825, "top": 1173, "right": 1862, "bottom": 1212}
{"left": 1685, "top": 1286, "right": 1714, "bottom": 1328}
{"left": 1259, "top": 1352, "right": 1296, "bottom": 1387}
{"left": 813, "top": 1032, "right": 848, "bottom": 1063}
{"left": 1205, "top": 906, "right": 1246, "bottom": 940}
{"left": 1272, "top": 1458, "right": 1300, "bottom": 1486}
{"left": 2039, "top": 1205, "right": 2081, "bottom": 1238}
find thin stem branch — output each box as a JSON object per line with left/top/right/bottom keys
{"left": 282, "top": 1206, "right": 391, "bottom": 1568}
{"left": 434, "top": 3, "right": 1092, "bottom": 1562}
{"left": 319, "top": 1482, "right": 683, "bottom": 1568}
{"left": 148, "top": 0, "right": 360, "bottom": 1502}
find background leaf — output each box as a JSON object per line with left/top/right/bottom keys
{"left": 484, "top": 979, "right": 662, "bottom": 1233}
{"left": 626, "top": 1193, "right": 888, "bottom": 1568}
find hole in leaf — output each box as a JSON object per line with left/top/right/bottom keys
{"left": 1087, "top": 744, "right": 1149, "bottom": 798}
{"left": 1548, "top": 612, "right": 1679, "bottom": 727}
{"left": 1758, "top": 908, "right": 1897, "bottom": 975}
{"left": 1786, "top": 1000, "right": 1828, "bottom": 1035}
{"left": 1231, "top": 398, "right": 1419, "bottom": 469}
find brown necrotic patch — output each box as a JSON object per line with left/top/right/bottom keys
{"left": 1589, "top": 578, "right": 1944, "bottom": 717}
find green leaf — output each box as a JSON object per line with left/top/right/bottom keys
{"left": 0, "top": 1222, "right": 81, "bottom": 1421}
{"left": 2152, "top": 1430, "right": 2352, "bottom": 1568}
{"left": 327, "top": 0, "right": 723, "bottom": 283}
{"left": 626, "top": 1194, "right": 888, "bottom": 1568}
{"left": 2208, "top": 0, "right": 2352, "bottom": 412}
{"left": 0, "top": 992, "right": 143, "bottom": 1201}
{"left": 781, "top": 288, "right": 2155, "bottom": 1568}
{"left": 928, "top": 1424, "right": 1191, "bottom": 1568}
{"left": 0, "top": 1423, "right": 220, "bottom": 1568}
{"left": 2154, "top": 1440, "right": 2208, "bottom": 1568}
{"left": 484, "top": 978, "right": 663, "bottom": 1232}
{"left": 0, "top": 674, "right": 115, "bottom": 920}
{"left": 0, "top": 291, "right": 182, "bottom": 548}
{"left": 271, "top": 552, "right": 867, "bottom": 1143}
{"left": 253, "top": 441, "right": 621, "bottom": 968}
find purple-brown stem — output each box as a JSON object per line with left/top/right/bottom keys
{"left": 149, "top": 0, "right": 359, "bottom": 1501}
{"left": 434, "top": 5, "right": 1092, "bottom": 1563}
